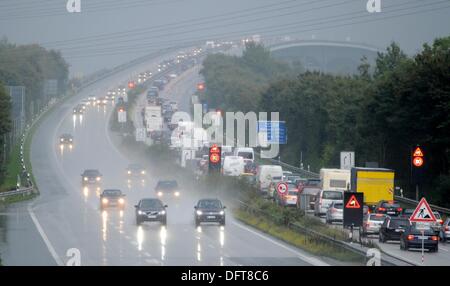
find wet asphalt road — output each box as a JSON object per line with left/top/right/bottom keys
{"left": 0, "top": 49, "right": 328, "bottom": 266}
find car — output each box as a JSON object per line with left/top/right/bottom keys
{"left": 430, "top": 211, "right": 443, "bottom": 234}
{"left": 97, "top": 96, "right": 108, "bottom": 106}
{"left": 88, "top": 95, "right": 96, "bottom": 103}
{"left": 296, "top": 186, "right": 321, "bottom": 211}
{"left": 401, "top": 208, "right": 414, "bottom": 218}
{"left": 135, "top": 198, "right": 167, "bottom": 225}
{"left": 400, "top": 225, "right": 439, "bottom": 252}
{"left": 100, "top": 189, "right": 126, "bottom": 210}
{"left": 284, "top": 174, "right": 301, "bottom": 184}
{"left": 126, "top": 163, "right": 146, "bottom": 177}
{"left": 81, "top": 169, "right": 102, "bottom": 185}
{"left": 73, "top": 104, "right": 84, "bottom": 115}
{"left": 155, "top": 180, "right": 180, "bottom": 198}
{"left": 275, "top": 183, "right": 298, "bottom": 207}
{"left": 439, "top": 218, "right": 450, "bottom": 242}
{"left": 379, "top": 216, "right": 411, "bottom": 243}
{"left": 374, "top": 200, "right": 403, "bottom": 216}
{"left": 360, "top": 213, "right": 386, "bottom": 236}
{"left": 80, "top": 99, "right": 89, "bottom": 108}
{"left": 325, "top": 201, "right": 343, "bottom": 224}
{"left": 194, "top": 199, "right": 226, "bottom": 226}
{"left": 314, "top": 190, "right": 344, "bottom": 216}
{"left": 59, "top": 134, "right": 73, "bottom": 146}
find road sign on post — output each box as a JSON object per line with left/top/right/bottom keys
{"left": 118, "top": 108, "right": 127, "bottom": 123}
{"left": 343, "top": 192, "right": 363, "bottom": 228}
{"left": 340, "top": 151, "right": 355, "bottom": 170}
{"left": 410, "top": 197, "right": 436, "bottom": 223}
{"left": 257, "top": 121, "right": 287, "bottom": 144}
{"left": 208, "top": 144, "right": 221, "bottom": 174}
{"left": 276, "top": 182, "right": 288, "bottom": 196}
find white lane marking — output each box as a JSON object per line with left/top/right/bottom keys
{"left": 440, "top": 246, "right": 448, "bottom": 252}
{"left": 231, "top": 220, "right": 329, "bottom": 266}
{"left": 27, "top": 204, "right": 64, "bottom": 266}
{"left": 144, "top": 252, "right": 152, "bottom": 257}
{"left": 125, "top": 235, "right": 131, "bottom": 240}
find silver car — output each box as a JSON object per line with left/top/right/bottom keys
{"left": 440, "top": 218, "right": 450, "bottom": 242}
{"left": 361, "top": 213, "right": 386, "bottom": 236}
{"left": 325, "top": 201, "right": 343, "bottom": 224}
{"left": 314, "top": 190, "right": 344, "bottom": 216}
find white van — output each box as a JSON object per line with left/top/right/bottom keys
{"left": 256, "top": 165, "right": 283, "bottom": 193}
{"left": 234, "top": 147, "right": 254, "bottom": 162}
{"left": 320, "top": 168, "right": 350, "bottom": 191}
{"left": 222, "top": 156, "right": 245, "bottom": 176}
{"left": 314, "top": 189, "right": 344, "bottom": 216}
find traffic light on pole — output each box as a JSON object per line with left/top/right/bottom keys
{"left": 412, "top": 146, "right": 424, "bottom": 168}
{"left": 208, "top": 144, "right": 221, "bottom": 174}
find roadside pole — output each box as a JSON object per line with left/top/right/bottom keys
{"left": 421, "top": 229, "right": 424, "bottom": 265}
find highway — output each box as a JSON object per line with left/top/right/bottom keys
{"left": 0, "top": 48, "right": 330, "bottom": 266}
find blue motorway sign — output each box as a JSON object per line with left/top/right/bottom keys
{"left": 257, "top": 121, "right": 287, "bottom": 144}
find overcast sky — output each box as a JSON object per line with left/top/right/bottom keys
{"left": 1, "top": 0, "right": 449, "bottom": 76}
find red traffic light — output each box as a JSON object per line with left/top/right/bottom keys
{"left": 413, "top": 157, "right": 424, "bottom": 167}
{"left": 210, "top": 153, "right": 220, "bottom": 163}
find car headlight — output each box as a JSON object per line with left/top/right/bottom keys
{"left": 102, "top": 198, "right": 108, "bottom": 204}
{"left": 60, "top": 138, "right": 64, "bottom": 142}
{"left": 118, "top": 198, "right": 125, "bottom": 204}
{"left": 96, "top": 177, "right": 101, "bottom": 181}
{"left": 141, "top": 170, "right": 145, "bottom": 175}
{"left": 69, "top": 138, "right": 73, "bottom": 142}
{"left": 84, "top": 177, "right": 88, "bottom": 181}
{"left": 160, "top": 210, "right": 166, "bottom": 215}
{"left": 196, "top": 210, "right": 203, "bottom": 215}
{"left": 157, "top": 191, "right": 163, "bottom": 197}
{"left": 174, "top": 191, "right": 180, "bottom": 197}
{"left": 138, "top": 210, "right": 144, "bottom": 215}
{"left": 219, "top": 211, "right": 224, "bottom": 215}
{"left": 127, "top": 170, "right": 131, "bottom": 175}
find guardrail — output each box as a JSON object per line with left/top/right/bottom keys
{"left": 395, "top": 195, "right": 450, "bottom": 216}
{"left": 0, "top": 186, "right": 36, "bottom": 200}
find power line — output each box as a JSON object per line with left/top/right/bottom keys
{"left": 59, "top": 0, "right": 449, "bottom": 57}
{"left": 61, "top": 2, "right": 450, "bottom": 59}
{"left": 49, "top": 0, "right": 352, "bottom": 51}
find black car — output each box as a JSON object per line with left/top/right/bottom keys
{"left": 400, "top": 225, "right": 439, "bottom": 252}
{"left": 73, "top": 104, "right": 84, "bottom": 115}
{"left": 81, "top": 169, "right": 102, "bottom": 185}
{"left": 135, "top": 198, "right": 167, "bottom": 225}
{"left": 155, "top": 180, "right": 180, "bottom": 198}
{"left": 59, "top": 134, "right": 73, "bottom": 145}
{"left": 375, "top": 200, "right": 403, "bottom": 216}
{"left": 100, "top": 189, "right": 126, "bottom": 210}
{"left": 194, "top": 199, "right": 226, "bottom": 227}
{"left": 379, "top": 216, "right": 411, "bottom": 243}
{"left": 126, "top": 164, "right": 146, "bottom": 177}
{"left": 401, "top": 208, "right": 414, "bottom": 219}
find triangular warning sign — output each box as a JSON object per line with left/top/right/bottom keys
{"left": 410, "top": 198, "right": 436, "bottom": 222}
{"left": 345, "top": 195, "right": 361, "bottom": 209}
{"left": 413, "top": 147, "right": 424, "bottom": 157}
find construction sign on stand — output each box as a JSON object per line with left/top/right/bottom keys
{"left": 343, "top": 192, "right": 363, "bottom": 228}
{"left": 410, "top": 198, "right": 436, "bottom": 223}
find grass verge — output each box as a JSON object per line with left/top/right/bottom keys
{"left": 0, "top": 143, "right": 22, "bottom": 192}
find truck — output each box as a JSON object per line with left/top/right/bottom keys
{"left": 320, "top": 168, "right": 351, "bottom": 191}
{"left": 350, "top": 167, "right": 395, "bottom": 208}
{"left": 145, "top": 105, "right": 163, "bottom": 133}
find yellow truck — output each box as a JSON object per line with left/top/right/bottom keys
{"left": 350, "top": 167, "right": 395, "bottom": 207}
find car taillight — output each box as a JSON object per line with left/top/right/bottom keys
{"left": 397, "top": 207, "right": 403, "bottom": 212}
{"left": 407, "top": 235, "right": 414, "bottom": 240}
{"left": 445, "top": 226, "right": 449, "bottom": 231}
{"left": 431, "top": 236, "right": 438, "bottom": 241}
{"left": 439, "top": 220, "right": 443, "bottom": 225}
{"left": 378, "top": 207, "right": 386, "bottom": 212}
